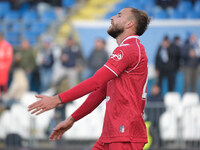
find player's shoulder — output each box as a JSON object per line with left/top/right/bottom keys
{"left": 110, "top": 45, "right": 136, "bottom": 62}
{"left": 115, "top": 44, "right": 133, "bottom": 52}
{"left": 116, "top": 42, "right": 140, "bottom": 56}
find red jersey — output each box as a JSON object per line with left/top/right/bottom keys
{"left": 99, "top": 35, "right": 148, "bottom": 143}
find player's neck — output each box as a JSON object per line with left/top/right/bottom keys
{"left": 116, "top": 31, "right": 135, "bottom": 45}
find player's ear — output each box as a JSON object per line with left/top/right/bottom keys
{"left": 126, "top": 20, "right": 134, "bottom": 29}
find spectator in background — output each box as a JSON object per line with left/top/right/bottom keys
{"left": 15, "top": 39, "right": 36, "bottom": 90}
{"left": 2, "top": 68, "right": 29, "bottom": 109}
{"left": 168, "top": 35, "right": 181, "bottom": 78}
{"left": 0, "top": 33, "right": 13, "bottom": 95}
{"left": 147, "top": 84, "right": 163, "bottom": 102}
{"left": 53, "top": 36, "right": 83, "bottom": 89}
{"left": 37, "top": 38, "right": 54, "bottom": 92}
{"left": 146, "top": 84, "right": 164, "bottom": 148}
{"left": 181, "top": 34, "right": 200, "bottom": 93}
{"left": 87, "top": 38, "right": 109, "bottom": 78}
{"left": 156, "top": 36, "right": 178, "bottom": 92}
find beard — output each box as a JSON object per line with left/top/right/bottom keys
{"left": 107, "top": 24, "right": 124, "bottom": 39}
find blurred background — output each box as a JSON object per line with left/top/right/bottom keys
{"left": 0, "top": 0, "right": 200, "bottom": 149}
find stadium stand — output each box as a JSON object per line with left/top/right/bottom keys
{"left": 0, "top": 1, "right": 63, "bottom": 47}
{"left": 40, "top": 10, "right": 57, "bottom": 23}
{"left": 0, "top": 2, "right": 10, "bottom": 19}
{"left": 0, "top": 0, "right": 199, "bottom": 47}
{"left": 104, "top": 0, "right": 200, "bottom": 19}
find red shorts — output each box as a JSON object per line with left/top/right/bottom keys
{"left": 92, "top": 140, "right": 145, "bottom": 150}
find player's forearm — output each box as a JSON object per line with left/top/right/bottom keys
{"left": 58, "top": 66, "right": 115, "bottom": 103}
{"left": 71, "top": 84, "right": 107, "bottom": 121}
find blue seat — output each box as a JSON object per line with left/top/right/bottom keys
{"left": 22, "top": 10, "right": 38, "bottom": 22}
{"left": 4, "top": 22, "right": 21, "bottom": 32}
{"left": 11, "top": 22, "right": 22, "bottom": 32}
{"left": 143, "top": 2, "right": 155, "bottom": 16}
{"left": 114, "top": 2, "right": 129, "bottom": 12}
{"left": 185, "top": 11, "right": 199, "bottom": 19}
{"left": 153, "top": 10, "right": 168, "bottom": 19}
{"left": 22, "top": 10, "right": 38, "bottom": 30}
{"left": 0, "top": 11, "right": 5, "bottom": 20}
{"left": 129, "top": 2, "right": 144, "bottom": 10}
{"left": 140, "top": 0, "right": 155, "bottom": 6}
{"left": 0, "top": 2, "right": 10, "bottom": 17}
{"left": 5, "top": 31, "right": 20, "bottom": 46}
{"left": 169, "top": 10, "right": 184, "bottom": 19}
{"left": 23, "top": 31, "right": 39, "bottom": 46}
{"left": 121, "top": 0, "right": 133, "bottom": 3}
{"left": 40, "top": 10, "right": 56, "bottom": 23}
{"left": 23, "top": 20, "right": 33, "bottom": 31}
{"left": 194, "top": 1, "right": 200, "bottom": 14}
{"left": 19, "top": 2, "right": 30, "bottom": 14}
{"left": 62, "top": 0, "right": 76, "bottom": 8}
{"left": 177, "top": 1, "right": 193, "bottom": 14}
{"left": 4, "top": 22, "right": 12, "bottom": 32}
{"left": 29, "top": 22, "right": 48, "bottom": 34}
{"left": 4, "top": 11, "right": 21, "bottom": 22}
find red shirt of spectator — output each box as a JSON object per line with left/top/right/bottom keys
{"left": 0, "top": 36, "right": 13, "bottom": 87}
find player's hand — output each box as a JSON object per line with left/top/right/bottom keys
{"left": 28, "top": 95, "right": 61, "bottom": 115}
{"left": 49, "top": 116, "right": 75, "bottom": 141}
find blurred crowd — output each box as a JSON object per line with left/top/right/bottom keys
{"left": 149, "top": 33, "right": 200, "bottom": 103}
{"left": 146, "top": 33, "right": 200, "bottom": 148}
{"left": 0, "top": 32, "right": 200, "bottom": 109}
{"left": 0, "top": 33, "right": 108, "bottom": 114}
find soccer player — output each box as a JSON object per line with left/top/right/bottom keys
{"left": 28, "top": 7, "right": 150, "bottom": 150}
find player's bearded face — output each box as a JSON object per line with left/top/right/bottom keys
{"left": 107, "top": 22, "right": 124, "bottom": 39}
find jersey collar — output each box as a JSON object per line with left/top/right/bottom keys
{"left": 120, "top": 35, "right": 139, "bottom": 46}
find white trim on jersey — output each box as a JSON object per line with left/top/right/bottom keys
{"left": 104, "top": 65, "right": 118, "bottom": 77}
{"left": 120, "top": 44, "right": 130, "bottom": 47}
{"left": 142, "top": 73, "right": 148, "bottom": 100}
{"left": 120, "top": 35, "right": 139, "bottom": 46}
{"left": 125, "top": 38, "right": 141, "bottom": 73}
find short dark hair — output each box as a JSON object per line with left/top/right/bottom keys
{"left": 163, "top": 35, "right": 169, "bottom": 41}
{"left": 128, "top": 7, "right": 151, "bottom": 36}
{"left": 174, "top": 36, "right": 180, "bottom": 41}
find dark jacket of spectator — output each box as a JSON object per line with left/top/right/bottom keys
{"left": 181, "top": 40, "right": 200, "bottom": 68}
{"left": 156, "top": 38, "right": 180, "bottom": 73}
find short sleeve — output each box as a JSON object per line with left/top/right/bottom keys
{"left": 104, "top": 45, "right": 139, "bottom": 76}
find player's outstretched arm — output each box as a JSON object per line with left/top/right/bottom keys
{"left": 28, "top": 95, "right": 61, "bottom": 115}
{"left": 28, "top": 66, "right": 115, "bottom": 115}
{"left": 58, "top": 66, "right": 116, "bottom": 103}
{"left": 49, "top": 84, "right": 107, "bottom": 140}
{"left": 49, "top": 116, "right": 75, "bottom": 141}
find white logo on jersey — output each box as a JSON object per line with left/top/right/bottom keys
{"left": 110, "top": 50, "right": 124, "bottom": 61}
{"left": 120, "top": 125, "right": 125, "bottom": 133}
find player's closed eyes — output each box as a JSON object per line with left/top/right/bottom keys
{"left": 118, "top": 12, "right": 122, "bottom": 17}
